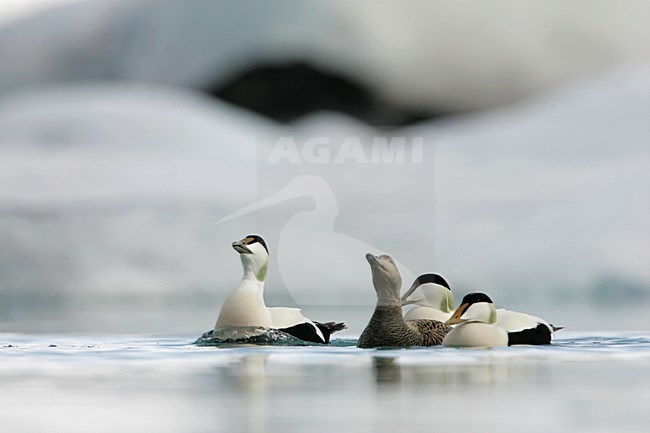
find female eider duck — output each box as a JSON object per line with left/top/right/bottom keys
{"left": 358, "top": 254, "right": 449, "bottom": 348}
{"left": 402, "top": 276, "right": 560, "bottom": 345}
{"left": 212, "top": 234, "right": 345, "bottom": 344}
{"left": 442, "top": 292, "right": 508, "bottom": 348}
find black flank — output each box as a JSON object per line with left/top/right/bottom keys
{"left": 315, "top": 322, "right": 347, "bottom": 343}
{"left": 279, "top": 323, "right": 325, "bottom": 344}
{"left": 280, "top": 321, "right": 346, "bottom": 344}
{"left": 508, "top": 323, "right": 552, "bottom": 345}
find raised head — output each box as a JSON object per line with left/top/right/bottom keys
{"left": 365, "top": 253, "right": 402, "bottom": 306}
{"left": 401, "top": 273, "right": 454, "bottom": 313}
{"left": 444, "top": 292, "right": 497, "bottom": 326}
{"left": 232, "top": 234, "right": 269, "bottom": 281}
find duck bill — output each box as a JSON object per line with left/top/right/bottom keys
{"left": 365, "top": 253, "right": 379, "bottom": 265}
{"left": 232, "top": 240, "right": 252, "bottom": 254}
{"left": 400, "top": 281, "right": 420, "bottom": 306}
{"left": 444, "top": 303, "right": 469, "bottom": 326}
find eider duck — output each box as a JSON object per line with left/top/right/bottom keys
{"left": 401, "top": 273, "right": 454, "bottom": 322}
{"left": 402, "top": 276, "right": 560, "bottom": 345}
{"left": 213, "top": 234, "right": 345, "bottom": 344}
{"left": 496, "top": 309, "right": 561, "bottom": 345}
{"left": 358, "top": 253, "right": 449, "bottom": 348}
{"left": 442, "top": 292, "right": 508, "bottom": 348}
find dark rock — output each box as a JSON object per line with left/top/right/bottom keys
{"left": 207, "top": 61, "right": 437, "bottom": 127}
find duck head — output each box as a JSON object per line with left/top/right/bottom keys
{"left": 366, "top": 253, "right": 402, "bottom": 306}
{"left": 445, "top": 292, "right": 497, "bottom": 326}
{"left": 233, "top": 234, "right": 269, "bottom": 282}
{"left": 401, "top": 273, "right": 454, "bottom": 313}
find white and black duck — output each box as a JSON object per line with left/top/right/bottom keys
{"left": 207, "top": 234, "right": 345, "bottom": 344}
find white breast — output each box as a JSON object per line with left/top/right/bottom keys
{"left": 215, "top": 282, "right": 272, "bottom": 329}
{"left": 404, "top": 306, "right": 451, "bottom": 322}
{"left": 442, "top": 322, "right": 508, "bottom": 347}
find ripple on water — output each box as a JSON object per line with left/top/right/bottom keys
{"left": 1, "top": 332, "right": 649, "bottom": 433}
{"left": 1, "top": 332, "right": 650, "bottom": 367}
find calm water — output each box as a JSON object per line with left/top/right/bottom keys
{"left": 1, "top": 332, "right": 649, "bottom": 433}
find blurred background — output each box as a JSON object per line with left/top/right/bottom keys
{"left": 1, "top": 0, "right": 648, "bottom": 334}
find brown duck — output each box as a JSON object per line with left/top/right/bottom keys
{"left": 358, "top": 253, "right": 449, "bottom": 348}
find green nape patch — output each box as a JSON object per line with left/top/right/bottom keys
{"left": 441, "top": 291, "right": 455, "bottom": 313}
{"left": 256, "top": 261, "right": 268, "bottom": 282}
{"left": 489, "top": 307, "right": 497, "bottom": 324}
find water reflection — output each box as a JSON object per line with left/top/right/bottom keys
{"left": 372, "top": 354, "right": 546, "bottom": 391}
{"left": 372, "top": 356, "right": 401, "bottom": 386}
{"left": 214, "top": 354, "right": 270, "bottom": 433}
{"left": 1, "top": 334, "right": 649, "bottom": 433}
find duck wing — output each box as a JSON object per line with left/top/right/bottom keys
{"left": 405, "top": 319, "right": 450, "bottom": 346}
{"left": 496, "top": 309, "right": 558, "bottom": 345}
{"left": 315, "top": 321, "right": 347, "bottom": 343}
{"left": 269, "top": 307, "right": 346, "bottom": 344}
{"left": 279, "top": 320, "right": 346, "bottom": 344}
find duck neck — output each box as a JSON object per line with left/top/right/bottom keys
{"left": 376, "top": 292, "right": 401, "bottom": 308}
{"left": 368, "top": 304, "right": 408, "bottom": 332}
{"left": 240, "top": 271, "right": 265, "bottom": 292}
{"left": 240, "top": 256, "right": 269, "bottom": 283}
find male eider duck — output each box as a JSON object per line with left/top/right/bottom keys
{"left": 358, "top": 253, "right": 449, "bottom": 348}
{"left": 401, "top": 273, "right": 454, "bottom": 322}
{"left": 402, "top": 276, "right": 560, "bottom": 345}
{"left": 213, "top": 234, "right": 345, "bottom": 344}
{"left": 495, "top": 309, "right": 561, "bottom": 345}
{"left": 442, "top": 292, "right": 508, "bottom": 348}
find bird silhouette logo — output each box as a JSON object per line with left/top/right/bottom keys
{"left": 217, "top": 175, "right": 415, "bottom": 305}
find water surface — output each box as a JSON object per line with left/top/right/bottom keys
{"left": 1, "top": 332, "right": 648, "bottom": 433}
